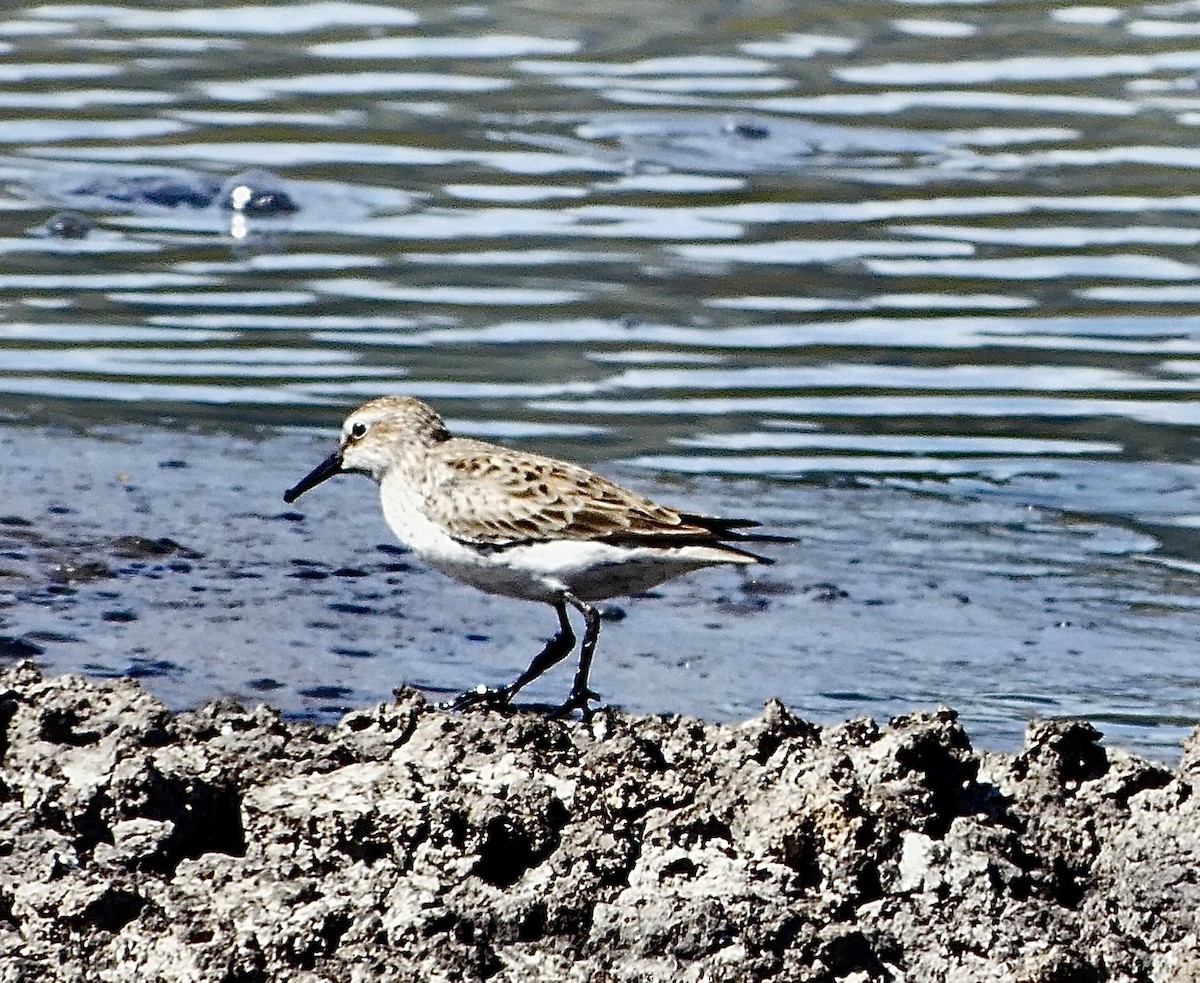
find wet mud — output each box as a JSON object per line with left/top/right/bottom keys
{"left": 1, "top": 423, "right": 1196, "bottom": 759}
{"left": 0, "top": 663, "right": 1197, "bottom": 981}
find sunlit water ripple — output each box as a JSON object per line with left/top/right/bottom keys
{"left": 1, "top": 0, "right": 1199, "bottom": 759}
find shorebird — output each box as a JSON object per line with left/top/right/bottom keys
{"left": 284, "top": 396, "right": 783, "bottom": 717}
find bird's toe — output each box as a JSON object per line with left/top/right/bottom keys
{"left": 452, "top": 684, "right": 512, "bottom": 713}
{"left": 549, "top": 687, "right": 601, "bottom": 721}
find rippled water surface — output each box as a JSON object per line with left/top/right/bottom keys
{"left": 2, "top": 0, "right": 1200, "bottom": 758}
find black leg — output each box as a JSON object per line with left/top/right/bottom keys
{"left": 551, "top": 592, "right": 602, "bottom": 720}
{"left": 453, "top": 600, "right": 575, "bottom": 711}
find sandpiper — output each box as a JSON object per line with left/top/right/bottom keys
{"left": 284, "top": 396, "right": 783, "bottom": 717}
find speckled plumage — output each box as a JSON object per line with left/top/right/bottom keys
{"left": 284, "top": 396, "right": 783, "bottom": 716}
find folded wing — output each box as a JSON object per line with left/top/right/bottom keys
{"left": 425, "top": 444, "right": 776, "bottom": 560}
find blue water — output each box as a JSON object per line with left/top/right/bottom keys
{"left": 1, "top": 0, "right": 1199, "bottom": 759}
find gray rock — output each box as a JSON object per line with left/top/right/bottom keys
{"left": 0, "top": 663, "right": 1195, "bottom": 981}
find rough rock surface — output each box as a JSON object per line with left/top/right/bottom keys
{"left": 0, "top": 664, "right": 1197, "bottom": 982}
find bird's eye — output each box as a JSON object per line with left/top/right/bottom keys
{"left": 350, "top": 422, "right": 367, "bottom": 439}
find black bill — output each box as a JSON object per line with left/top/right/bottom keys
{"left": 283, "top": 452, "right": 343, "bottom": 503}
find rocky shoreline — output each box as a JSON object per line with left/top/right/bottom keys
{"left": 0, "top": 663, "right": 1196, "bottom": 982}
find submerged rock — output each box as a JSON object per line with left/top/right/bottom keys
{"left": 218, "top": 169, "right": 300, "bottom": 216}
{"left": 60, "top": 167, "right": 298, "bottom": 217}
{"left": 0, "top": 664, "right": 1195, "bottom": 981}
{"left": 70, "top": 172, "right": 221, "bottom": 210}
{"left": 37, "top": 211, "right": 93, "bottom": 239}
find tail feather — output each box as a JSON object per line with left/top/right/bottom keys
{"left": 679, "top": 513, "right": 761, "bottom": 530}
{"left": 679, "top": 512, "right": 797, "bottom": 547}
{"left": 598, "top": 511, "right": 793, "bottom": 564}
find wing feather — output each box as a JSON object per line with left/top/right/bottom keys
{"left": 421, "top": 441, "right": 759, "bottom": 551}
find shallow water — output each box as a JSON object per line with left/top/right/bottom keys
{"left": 1, "top": 0, "right": 1199, "bottom": 759}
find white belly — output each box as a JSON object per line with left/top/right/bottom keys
{"left": 423, "top": 539, "right": 724, "bottom": 603}
{"left": 378, "top": 477, "right": 740, "bottom": 603}
{"left": 488, "top": 540, "right": 721, "bottom": 601}
{"left": 379, "top": 477, "right": 560, "bottom": 601}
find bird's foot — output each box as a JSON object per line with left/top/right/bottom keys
{"left": 452, "top": 684, "right": 513, "bottom": 713}
{"left": 549, "top": 687, "right": 601, "bottom": 722}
